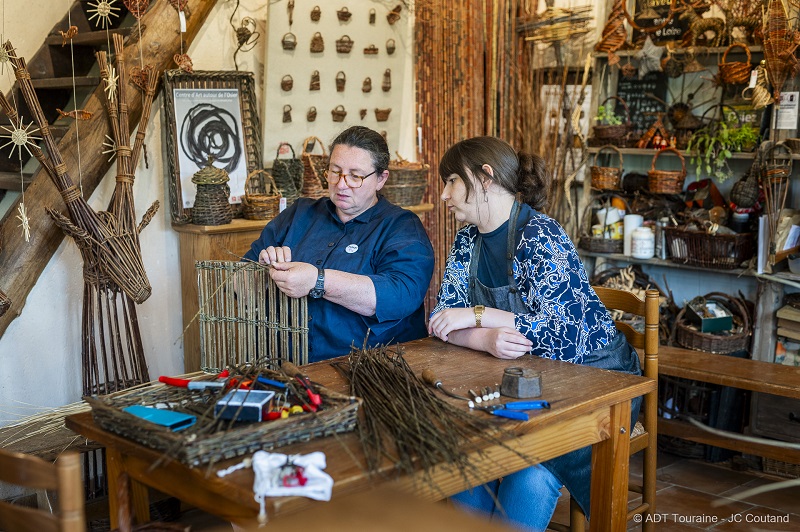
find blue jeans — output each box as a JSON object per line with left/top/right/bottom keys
{"left": 451, "top": 465, "right": 563, "bottom": 531}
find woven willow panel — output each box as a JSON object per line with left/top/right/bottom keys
{"left": 196, "top": 261, "right": 309, "bottom": 371}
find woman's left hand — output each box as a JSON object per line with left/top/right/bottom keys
{"left": 428, "top": 308, "right": 476, "bottom": 341}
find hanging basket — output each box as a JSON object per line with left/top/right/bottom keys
{"left": 310, "top": 32, "right": 324, "bottom": 53}
{"left": 310, "top": 70, "right": 320, "bottom": 91}
{"left": 386, "top": 39, "right": 396, "bottom": 55}
{"left": 364, "top": 44, "right": 379, "bottom": 55}
{"left": 337, "top": 7, "right": 352, "bottom": 21}
{"left": 592, "top": 96, "right": 632, "bottom": 141}
{"left": 307, "top": 106, "right": 317, "bottom": 122}
{"left": 387, "top": 4, "right": 402, "bottom": 24}
{"left": 272, "top": 143, "right": 302, "bottom": 206}
{"left": 647, "top": 148, "right": 686, "bottom": 194}
{"left": 281, "top": 32, "right": 297, "bottom": 51}
{"left": 241, "top": 169, "right": 281, "bottom": 221}
{"left": 310, "top": 5, "right": 321, "bottom": 21}
{"left": 730, "top": 165, "right": 759, "bottom": 208}
{"left": 382, "top": 68, "right": 392, "bottom": 91}
{"left": 280, "top": 74, "right": 293, "bottom": 91}
{"left": 331, "top": 105, "right": 347, "bottom": 122}
{"left": 590, "top": 145, "right": 624, "bottom": 190}
{"left": 336, "top": 35, "right": 354, "bottom": 53}
{"left": 374, "top": 108, "right": 391, "bottom": 122}
{"left": 718, "top": 42, "right": 752, "bottom": 85}
{"left": 362, "top": 77, "right": 372, "bottom": 92}
{"left": 301, "top": 136, "right": 329, "bottom": 199}
{"left": 282, "top": 104, "right": 292, "bottom": 123}
{"left": 335, "top": 71, "right": 346, "bottom": 92}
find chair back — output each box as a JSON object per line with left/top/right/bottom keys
{"left": 0, "top": 449, "right": 85, "bottom": 532}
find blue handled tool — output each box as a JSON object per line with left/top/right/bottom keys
{"left": 473, "top": 405, "right": 531, "bottom": 421}
{"left": 257, "top": 376, "right": 287, "bottom": 389}
{"left": 497, "top": 400, "right": 551, "bottom": 410}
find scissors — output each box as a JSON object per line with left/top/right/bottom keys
{"left": 472, "top": 400, "right": 551, "bottom": 421}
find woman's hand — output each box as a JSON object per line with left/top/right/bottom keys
{"left": 269, "top": 261, "right": 317, "bottom": 298}
{"left": 428, "top": 308, "right": 477, "bottom": 342}
{"left": 481, "top": 327, "right": 533, "bottom": 359}
{"left": 259, "top": 246, "right": 293, "bottom": 265}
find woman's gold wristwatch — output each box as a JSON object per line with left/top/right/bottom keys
{"left": 474, "top": 305, "right": 485, "bottom": 328}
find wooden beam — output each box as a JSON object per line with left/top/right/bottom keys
{"left": 0, "top": 0, "right": 220, "bottom": 337}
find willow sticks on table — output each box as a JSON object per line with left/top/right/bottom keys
{"left": 335, "top": 344, "right": 536, "bottom": 497}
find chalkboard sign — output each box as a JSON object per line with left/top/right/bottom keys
{"left": 616, "top": 72, "right": 668, "bottom": 136}
{"left": 632, "top": 0, "right": 689, "bottom": 46}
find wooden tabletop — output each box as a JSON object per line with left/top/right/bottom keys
{"left": 67, "top": 337, "right": 654, "bottom": 528}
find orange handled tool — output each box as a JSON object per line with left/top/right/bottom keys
{"left": 281, "top": 361, "right": 322, "bottom": 409}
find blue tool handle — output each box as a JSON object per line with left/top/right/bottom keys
{"left": 257, "top": 376, "right": 287, "bottom": 389}
{"left": 492, "top": 409, "right": 530, "bottom": 421}
{"left": 505, "top": 400, "right": 551, "bottom": 410}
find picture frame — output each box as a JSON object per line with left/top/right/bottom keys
{"left": 162, "top": 70, "right": 262, "bottom": 224}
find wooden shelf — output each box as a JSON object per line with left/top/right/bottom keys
{"left": 586, "top": 146, "right": 770, "bottom": 160}
{"left": 593, "top": 45, "right": 762, "bottom": 60}
{"left": 579, "top": 250, "right": 751, "bottom": 276}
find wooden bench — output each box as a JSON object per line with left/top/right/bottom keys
{"left": 658, "top": 345, "right": 800, "bottom": 465}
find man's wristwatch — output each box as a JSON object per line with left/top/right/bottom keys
{"left": 309, "top": 268, "right": 326, "bottom": 298}
{"left": 474, "top": 305, "right": 485, "bottom": 328}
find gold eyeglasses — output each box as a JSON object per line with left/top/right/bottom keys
{"left": 324, "top": 169, "right": 377, "bottom": 188}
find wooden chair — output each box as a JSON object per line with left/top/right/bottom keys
{"left": 550, "top": 287, "right": 659, "bottom": 531}
{"left": 0, "top": 449, "right": 85, "bottom": 532}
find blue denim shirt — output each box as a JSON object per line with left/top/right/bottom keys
{"left": 244, "top": 196, "right": 435, "bottom": 362}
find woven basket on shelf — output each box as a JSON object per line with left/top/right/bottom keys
{"left": 382, "top": 161, "right": 429, "bottom": 206}
{"left": 191, "top": 158, "right": 232, "bottom": 226}
{"left": 272, "top": 143, "right": 302, "bottom": 206}
{"left": 672, "top": 293, "right": 751, "bottom": 354}
{"left": 577, "top": 195, "right": 626, "bottom": 254}
{"left": 647, "top": 148, "right": 686, "bottom": 194}
{"left": 301, "top": 136, "right": 329, "bottom": 199}
{"left": 590, "top": 145, "right": 624, "bottom": 190}
{"left": 241, "top": 169, "right": 281, "bottom": 220}
{"left": 663, "top": 225, "right": 754, "bottom": 269}
{"left": 593, "top": 96, "right": 631, "bottom": 142}
{"left": 718, "top": 42, "right": 753, "bottom": 85}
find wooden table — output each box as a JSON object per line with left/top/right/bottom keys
{"left": 66, "top": 337, "right": 653, "bottom": 530}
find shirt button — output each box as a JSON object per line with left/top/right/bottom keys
{"left": 328, "top": 242, "right": 334, "bottom": 247}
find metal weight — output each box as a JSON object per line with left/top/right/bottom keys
{"left": 500, "top": 367, "right": 542, "bottom": 398}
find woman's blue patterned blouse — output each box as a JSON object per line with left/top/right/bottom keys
{"left": 431, "top": 204, "right": 618, "bottom": 364}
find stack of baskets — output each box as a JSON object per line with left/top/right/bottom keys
{"left": 191, "top": 158, "right": 232, "bottom": 226}
{"left": 648, "top": 148, "right": 686, "bottom": 194}
{"left": 301, "top": 136, "right": 329, "bottom": 199}
{"left": 382, "top": 160, "right": 429, "bottom": 206}
{"left": 590, "top": 145, "right": 623, "bottom": 190}
{"left": 241, "top": 169, "right": 281, "bottom": 220}
{"left": 673, "top": 292, "right": 752, "bottom": 354}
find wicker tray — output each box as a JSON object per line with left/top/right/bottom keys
{"left": 663, "top": 227, "right": 754, "bottom": 269}
{"left": 86, "top": 373, "right": 360, "bottom": 467}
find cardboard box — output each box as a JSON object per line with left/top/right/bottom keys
{"left": 686, "top": 300, "right": 733, "bottom": 333}
{"left": 215, "top": 390, "right": 275, "bottom": 422}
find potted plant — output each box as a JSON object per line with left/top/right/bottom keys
{"left": 686, "top": 110, "right": 759, "bottom": 182}
{"left": 592, "top": 96, "right": 630, "bottom": 142}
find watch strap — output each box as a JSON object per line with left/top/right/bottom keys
{"left": 474, "top": 305, "right": 485, "bottom": 328}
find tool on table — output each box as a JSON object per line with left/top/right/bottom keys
{"left": 501, "top": 367, "right": 542, "bottom": 398}
{"left": 158, "top": 375, "right": 225, "bottom": 391}
{"left": 472, "top": 400, "right": 551, "bottom": 421}
{"left": 421, "top": 369, "right": 471, "bottom": 402}
{"left": 282, "top": 361, "right": 322, "bottom": 410}
{"left": 257, "top": 376, "right": 288, "bottom": 389}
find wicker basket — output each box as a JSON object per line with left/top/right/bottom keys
{"left": 764, "top": 457, "right": 800, "bottom": 478}
{"left": 241, "top": 169, "right": 281, "bottom": 220}
{"left": 673, "top": 293, "right": 751, "bottom": 354}
{"left": 310, "top": 70, "right": 320, "bottom": 91}
{"left": 85, "top": 374, "right": 360, "bottom": 467}
{"left": 307, "top": 106, "right": 317, "bottom": 122}
{"left": 577, "top": 193, "right": 627, "bottom": 254}
{"left": 191, "top": 159, "right": 232, "bottom": 226}
{"left": 590, "top": 145, "right": 623, "bottom": 190}
{"left": 282, "top": 104, "right": 292, "bottom": 123}
{"left": 382, "top": 69, "right": 391, "bottom": 91}
{"left": 386, "top": 38, "right": 396, "bottom": 55}
{"left": 281, "top": 32, "right": 296, "bottom": 50}
{"left": 648, "top": 148, "right": 686, "bottom": 194}
{"left": 301, "top": 136, "right": 328, "bottom": 199}
{"left": 311, "top": 5, "right": 321, "bottom": 21}
{"left": 718, "top": 43, "right": 753, "bottom": 85}
{"left": 593, "top": 96, "right": 631, "bottom": 142}
{"left": 336, "top": 35, "right": 353, "bottom": 53}
{"left": 663, "top": 226, "right": 754, "bottom": 269}
{"left": 310, "top": 32, "right": 324, "bottom": 53}
{"left": 375, "top": 108, "right": 391, "bottom": 122}
{"left": 331, "top": 105, "right": 347, "bottom": 122}
{"left": 383, "top": 161, "right": 429, "bottom": 206}
{"left": 387, "top": 5, "right": 402, "bottom": 24}
{"left": 337, "top": 7, "right": 352, "bottom": 20}
{"left": 280, "top": 74, "right": 293, "bottom": 91}
{"left": 272, "top": 143, "right": 302, "bottom": 206}
{"left": 336, "top": 71, "right": 346, "bottom": 92}
{"left": 364, "top": 44, "right": 379, "bottom": 55}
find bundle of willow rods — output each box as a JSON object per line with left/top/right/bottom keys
{"left": 337, "top": 344, "right": 535, "bottom": 497}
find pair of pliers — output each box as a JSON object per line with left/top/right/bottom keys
{"left": 472, "top": 400, "right": 551, "bottom": 421}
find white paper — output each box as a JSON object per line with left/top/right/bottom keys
{"left": 179, "top": 11, "right": 187, "bottom": 33}
{"left": 784, "top": 225, "right": 800, "bottom": 250}
{"left": 777, "top": 92, "right": 799, "bottom": 130}
{"left": 757, "top": 215, "right": 769, "bottom": 274}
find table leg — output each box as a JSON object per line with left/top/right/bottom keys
{"left": 589, "top": 400, "right": 632, "bottom": 532}
{"left": 106, "top": 447, "right": 151, "bottom": 527}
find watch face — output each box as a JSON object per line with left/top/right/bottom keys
{"left": 309, "top": 288, "right": 325, "bottom": 299}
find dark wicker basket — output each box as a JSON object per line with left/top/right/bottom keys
{"left": 590, "top": 145, "right": 624, "bottom": 190}
{"left": 648, "top": 148, "right": 686, "bottom": 194}
{"left": 272, "top": 143, "right": 302, "bottom": 206}
{"left": 593, "top": 96, "right": 632, "bottom": 141}
{"left": 673, "top": 293, "right": 752, "bottom": 354}
{"left": 191, "top": 160, "right": 232, "bottom": 226}
{"left": 663, "top": 226, "right": 754, "bottom": 269}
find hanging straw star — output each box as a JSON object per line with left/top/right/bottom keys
{"left": 102, "top": 134, "right": 117, "bottom": 162}
{"left": 87, "top": 0, "right": 122, "bottom": 29}
{"left": 634, "top": 36, "right": 664, "bottom": 78}
{"left": 0, "top": 36, "right": 18, "bottom": 75}
{"left": 17, "top": 202, "right": 30, "bottom": 242}
{"left": 0, "top": 117, "right": 41, "bottom": 160}
{"left": 104, "top": 65, "right": 119, "bottom": 104}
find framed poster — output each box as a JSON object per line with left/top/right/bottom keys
{"left": 163, "top": 70, "right": 262, "bottom": 224}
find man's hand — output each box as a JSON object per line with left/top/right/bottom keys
{"left": 259, "top": 246, "right": 292, "bottom": 265}
{"left": 269, "top": 261, "right": 318, "bottom": 298}
{"left": 428, "top": 308, "right": 476, "bottom": 342}
{"left": 480, "top": 327, "right": 533, "bottom": 359}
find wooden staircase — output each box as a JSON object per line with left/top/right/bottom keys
{"left": 0, "top": 0, "right": 133, "bottom": 193}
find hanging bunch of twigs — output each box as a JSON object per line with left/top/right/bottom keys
{"left": 333, "top": 344, "right": 535, "bottom": 495}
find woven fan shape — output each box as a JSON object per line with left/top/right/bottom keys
{"left": 763, "top": 0, "right": 800, "bottom": 100}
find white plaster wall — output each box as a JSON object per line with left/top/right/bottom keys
{"left": 0, "top": 0, "right": 267, "bottom": 425}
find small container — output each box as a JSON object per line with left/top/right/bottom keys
{"left": 655, "top": 217, "right": 668, "bottom": 259}
{"left": 729, "top": 211, "right": 750, "bottom": 233}
{"left": 631, "top": 226, "right": 655, "bottom": 259}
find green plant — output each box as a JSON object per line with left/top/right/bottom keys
{"left": 686, "top": 112, "right": 760, "bottom": 182}
{"left": 594, "top": 105, "right": 622, "bottom": 126}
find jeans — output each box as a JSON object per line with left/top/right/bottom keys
{"left": 451, "top": 464, "right": 563, "bottom": 532}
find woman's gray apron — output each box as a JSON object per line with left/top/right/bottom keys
{"left": 469, "top": 200, "right": 642, "bottom": 517}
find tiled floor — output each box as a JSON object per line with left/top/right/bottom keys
{"left": 176, "top": 449, "right": 800, "bottom": 531}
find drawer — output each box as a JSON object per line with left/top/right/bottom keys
{"left": 751, "top": 392, "right": 800, "bottom": 443}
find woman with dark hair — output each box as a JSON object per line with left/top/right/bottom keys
{"left": 428, "top": 136, "right": 641, "bottom": 531}
{"left": 244, "top": 126, "right": 434, "bottom": 362}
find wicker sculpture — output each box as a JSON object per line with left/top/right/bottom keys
{"left": 595, "top": 0, "right": 627, "bottom": 64}
{"left": 762, "top": 0, "right": 800, "bottom": 100}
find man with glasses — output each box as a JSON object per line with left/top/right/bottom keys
{"left": 244, "top": 126, "right": 434, "bottom": 362}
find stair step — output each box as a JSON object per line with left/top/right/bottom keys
{"left": 30, "top": 76, "right": 99, "bottom": 89}
{"left": 45, "top": 27, "right": 131, "bottom": 47}
{"left": 0, "top": 172, "right": 33, "bottom": 191}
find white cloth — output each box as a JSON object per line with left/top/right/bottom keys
{"left": 251, "top": 450, "right": 333, "bottom": 523}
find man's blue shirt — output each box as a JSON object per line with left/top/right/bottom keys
{"left": 244, "top": 196, "right": 434, "bottom": 362}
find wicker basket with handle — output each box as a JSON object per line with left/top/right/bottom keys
{"left": 672, "top": 292, "right": 752, "bottom": 354}
{"left": 590, "top": 145, "right": 624, "bottom": 190}
{"left": 241, "top": 169, "right": 281, "bottom": 221}
{"left": 382, "top": 160, "right": 429, "bottom": 206}
{"left": 577, "top": 193, "right": 627, "bottom": 254}
{"left": 301, "top": 136, "right": 329, "bottom": 199}
{"left": 281, "top": 32, "right": 297, "bottom": 50}
{"left": 336, "top": 35, "right": 353, "bottom": 53}
{"left": 593, "top": 96, "right": 631, "bottom": 141}
{"left": 718, "top": 42, "right": 753, "bottom": 85}
{"left": 648, "top": 147, "right": 686, "bottom": 194}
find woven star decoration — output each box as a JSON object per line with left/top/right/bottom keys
{"left": 634, "top": 36, "right": 664, "bottom": 79}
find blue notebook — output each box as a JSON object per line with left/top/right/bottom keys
{"left": 123, "top": 405, "right": 197, "bottom": 432}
